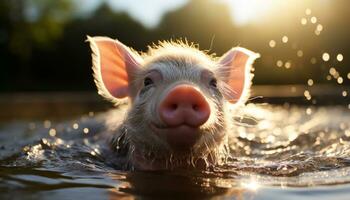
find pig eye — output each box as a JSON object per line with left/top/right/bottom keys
{"left": 209, "top": 78, "right": 217, "bottom": 88}
{"left": 143, "top": 77, "right": 154, "bottom": 87}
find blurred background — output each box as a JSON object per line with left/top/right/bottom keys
{"left": 0, "top": 0, "right": 349, "bottom": 120}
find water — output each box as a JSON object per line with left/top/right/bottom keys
{"left": 1, "top": 104, "right": 350, "bottom": 199}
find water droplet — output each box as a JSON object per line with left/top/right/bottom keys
{"left": 310, "top": 16, "right": 317, "bottom": 24}
{"left": 333, "top": 72, "right": 340, "bottom": 79}
{"left": 90, "top": 151, "right": 96, "bottom": 156}
{"left": 337, "top": 54, "right": 343, "bottom": 62}
{"left": 306, "top": 107, "right": 312, "bottom": 115}
{"left": 347, "top": 72, "right": 350, "bottom": 80}
{"left": 329, "top": 67, "right": 337, "bottom": 76}
{"left": 42, "top": 138, "right": 48, "bottom": 144}
{"left": 322, "top": 53, "right": 330, "bottom": 61}
{"left": 44, "top": 120, "right": 51, "bottom": 128}
{"left": 288, "top": 129, "right": 298, "bottom": 141}
{"left": 73, "top": 123, "right": 79, "bottom": 130}
{"left": 316, "top": 24, "right": 323, "bottom": 31}
{"left": 301, "top": 18, "right": 307, "bottom": 25}
{"left": 346, "top": 130, "right": 350, "bottom": 136}
{"left": 297, "top": 50, "right": 303, "bottom": 57}
{"left": 310, "top": 57, "right": 317, "bottom": 64}
{"left": 314, "top": 30, "right": 321, "bottom": 36}
{"left": 266, "top": 135, "right": 275, "bottom": 143}
{"left": 326, "top": 75, "right": 332, "bottom": 80}
{"left": 83, "top": 128, "right": 89, "bottom": 134}
{"left": 55, "top": 138, "right": 63, "bottom": 145}
{"left": 337, "top": 77, "right": 344, "bottom": 84}
{"left": 307, "top": 79, "right": 314, "bottom": 86}
{"left": 247, "top": 133, "right": 255, "bottom": 140}
{"left": 342, "top": 91, "right": 348, "bottom": 97}
{"left": 305, "top": 8, "right": 312, "bottom": 15}
{"left": 284, "top": 61, "right": 291, "bottom": 69}
{"left": 276, "top": 60, "right": 283, "bottom": 67}
{"left": 282, "top": 36, "right": 288, "bottom": 43}
{"left": 269, "top": 40, "right": 276, "bottom": 48}
{"left": 304, "top": 90, "right": 312, "bottom": 100}
{"left": 49, "top": 128, "right": 56, "bottom": 137}
{"left": 239, "top": 131, "right": 247, "bottom": 138}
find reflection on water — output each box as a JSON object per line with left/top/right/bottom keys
{"left": 1, "top": 104, "right": 350, "bottom": 199}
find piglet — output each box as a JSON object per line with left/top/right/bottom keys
{"left": 87, "top": 36, "right": 259, "bottom": 170}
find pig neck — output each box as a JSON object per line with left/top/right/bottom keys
{"left": 129, "top": 141, "right": 230, "bottom": 171}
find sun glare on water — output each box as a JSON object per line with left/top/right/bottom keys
{"left": 242, "top": 180, "right": 260, "bottom": 191}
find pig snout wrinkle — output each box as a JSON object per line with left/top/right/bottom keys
{"left": 159, "top": 85, "right": 210, "bottom": 128}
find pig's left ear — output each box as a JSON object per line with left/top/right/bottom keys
{"left": 217, "top": 47, "right": 260, "bottom": 104}
{"left": 87, "top": 36, "right": 143, "bottom": 105}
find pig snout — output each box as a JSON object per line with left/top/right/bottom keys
{"left": 156, "top": 84, "right": 211, "bottom": 150}
{"left": 159, "top": 84, "right": 210, "bottom": 127}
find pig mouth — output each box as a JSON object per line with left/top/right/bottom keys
{"left": 150, "top": 123, "right": 201, "bottom": 151}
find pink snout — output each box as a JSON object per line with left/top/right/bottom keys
{"left": 156, "top": 84, "right": 211, "bottom": 150}
{"left": 159, "top": 85, "right": 210, "bottom": 128}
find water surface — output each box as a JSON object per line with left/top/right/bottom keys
{"left": 1, "top": 104, "right": 350, "bottom": 199}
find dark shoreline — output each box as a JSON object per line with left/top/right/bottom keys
{"left": 0, "top": 84, "right": 349, "bottom": 121}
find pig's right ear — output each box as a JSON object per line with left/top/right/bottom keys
{"left": 87, "top": 36, "right": 143, "bottom": 105}
{"left": 217, "top": 47, "right": 259, "bottom": 104}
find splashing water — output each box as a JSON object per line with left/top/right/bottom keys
{"left": 268, "top": 8, "right": 349, "bottom": 106}
{"left": 1, "top": 104, "right": 350, "bottom": 199}
{"left": 224, "top": 104, "right": 350, "bottom": 184}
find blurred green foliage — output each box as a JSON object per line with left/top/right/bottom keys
{"left": 0, "top": 0, "right": 349, "bottom": 92}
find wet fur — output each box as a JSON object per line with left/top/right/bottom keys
{"left": 90, "top": 39, "right": 257, "bottom": 170}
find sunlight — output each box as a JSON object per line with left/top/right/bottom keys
{"left": 242, "top": 180, "right": 260, "bottom": 191}
{"left": 222, "top": 0, "right": 275, "bottom": 26}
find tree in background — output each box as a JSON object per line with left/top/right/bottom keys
{"left": 0, "top": 0, "right": 349, "bottom": 92}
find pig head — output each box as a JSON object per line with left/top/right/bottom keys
{"left": 88, "top": 36, "right": 259, "bottom": 170}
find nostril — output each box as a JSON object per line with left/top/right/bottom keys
{"left": 192, "top": 104, "right": 199, "bottom": 111}
{"left": 171, "top": 104, "right": 178, "bottom": 110}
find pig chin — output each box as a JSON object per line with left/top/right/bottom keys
{"left": 149, "top": 116, "right": 226, "bottom": 153}
{"left": 131, "top": 121, "right": 228, "bottom": 170}
{"left": 149, "top": 123, "right": 202, "bottom": 152}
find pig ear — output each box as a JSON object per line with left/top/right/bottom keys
{"left": 87, "top": 36, "right": 143, "bottom": 105}
{"left": 217, "top": 47, "right": 259, "bottom": 104}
